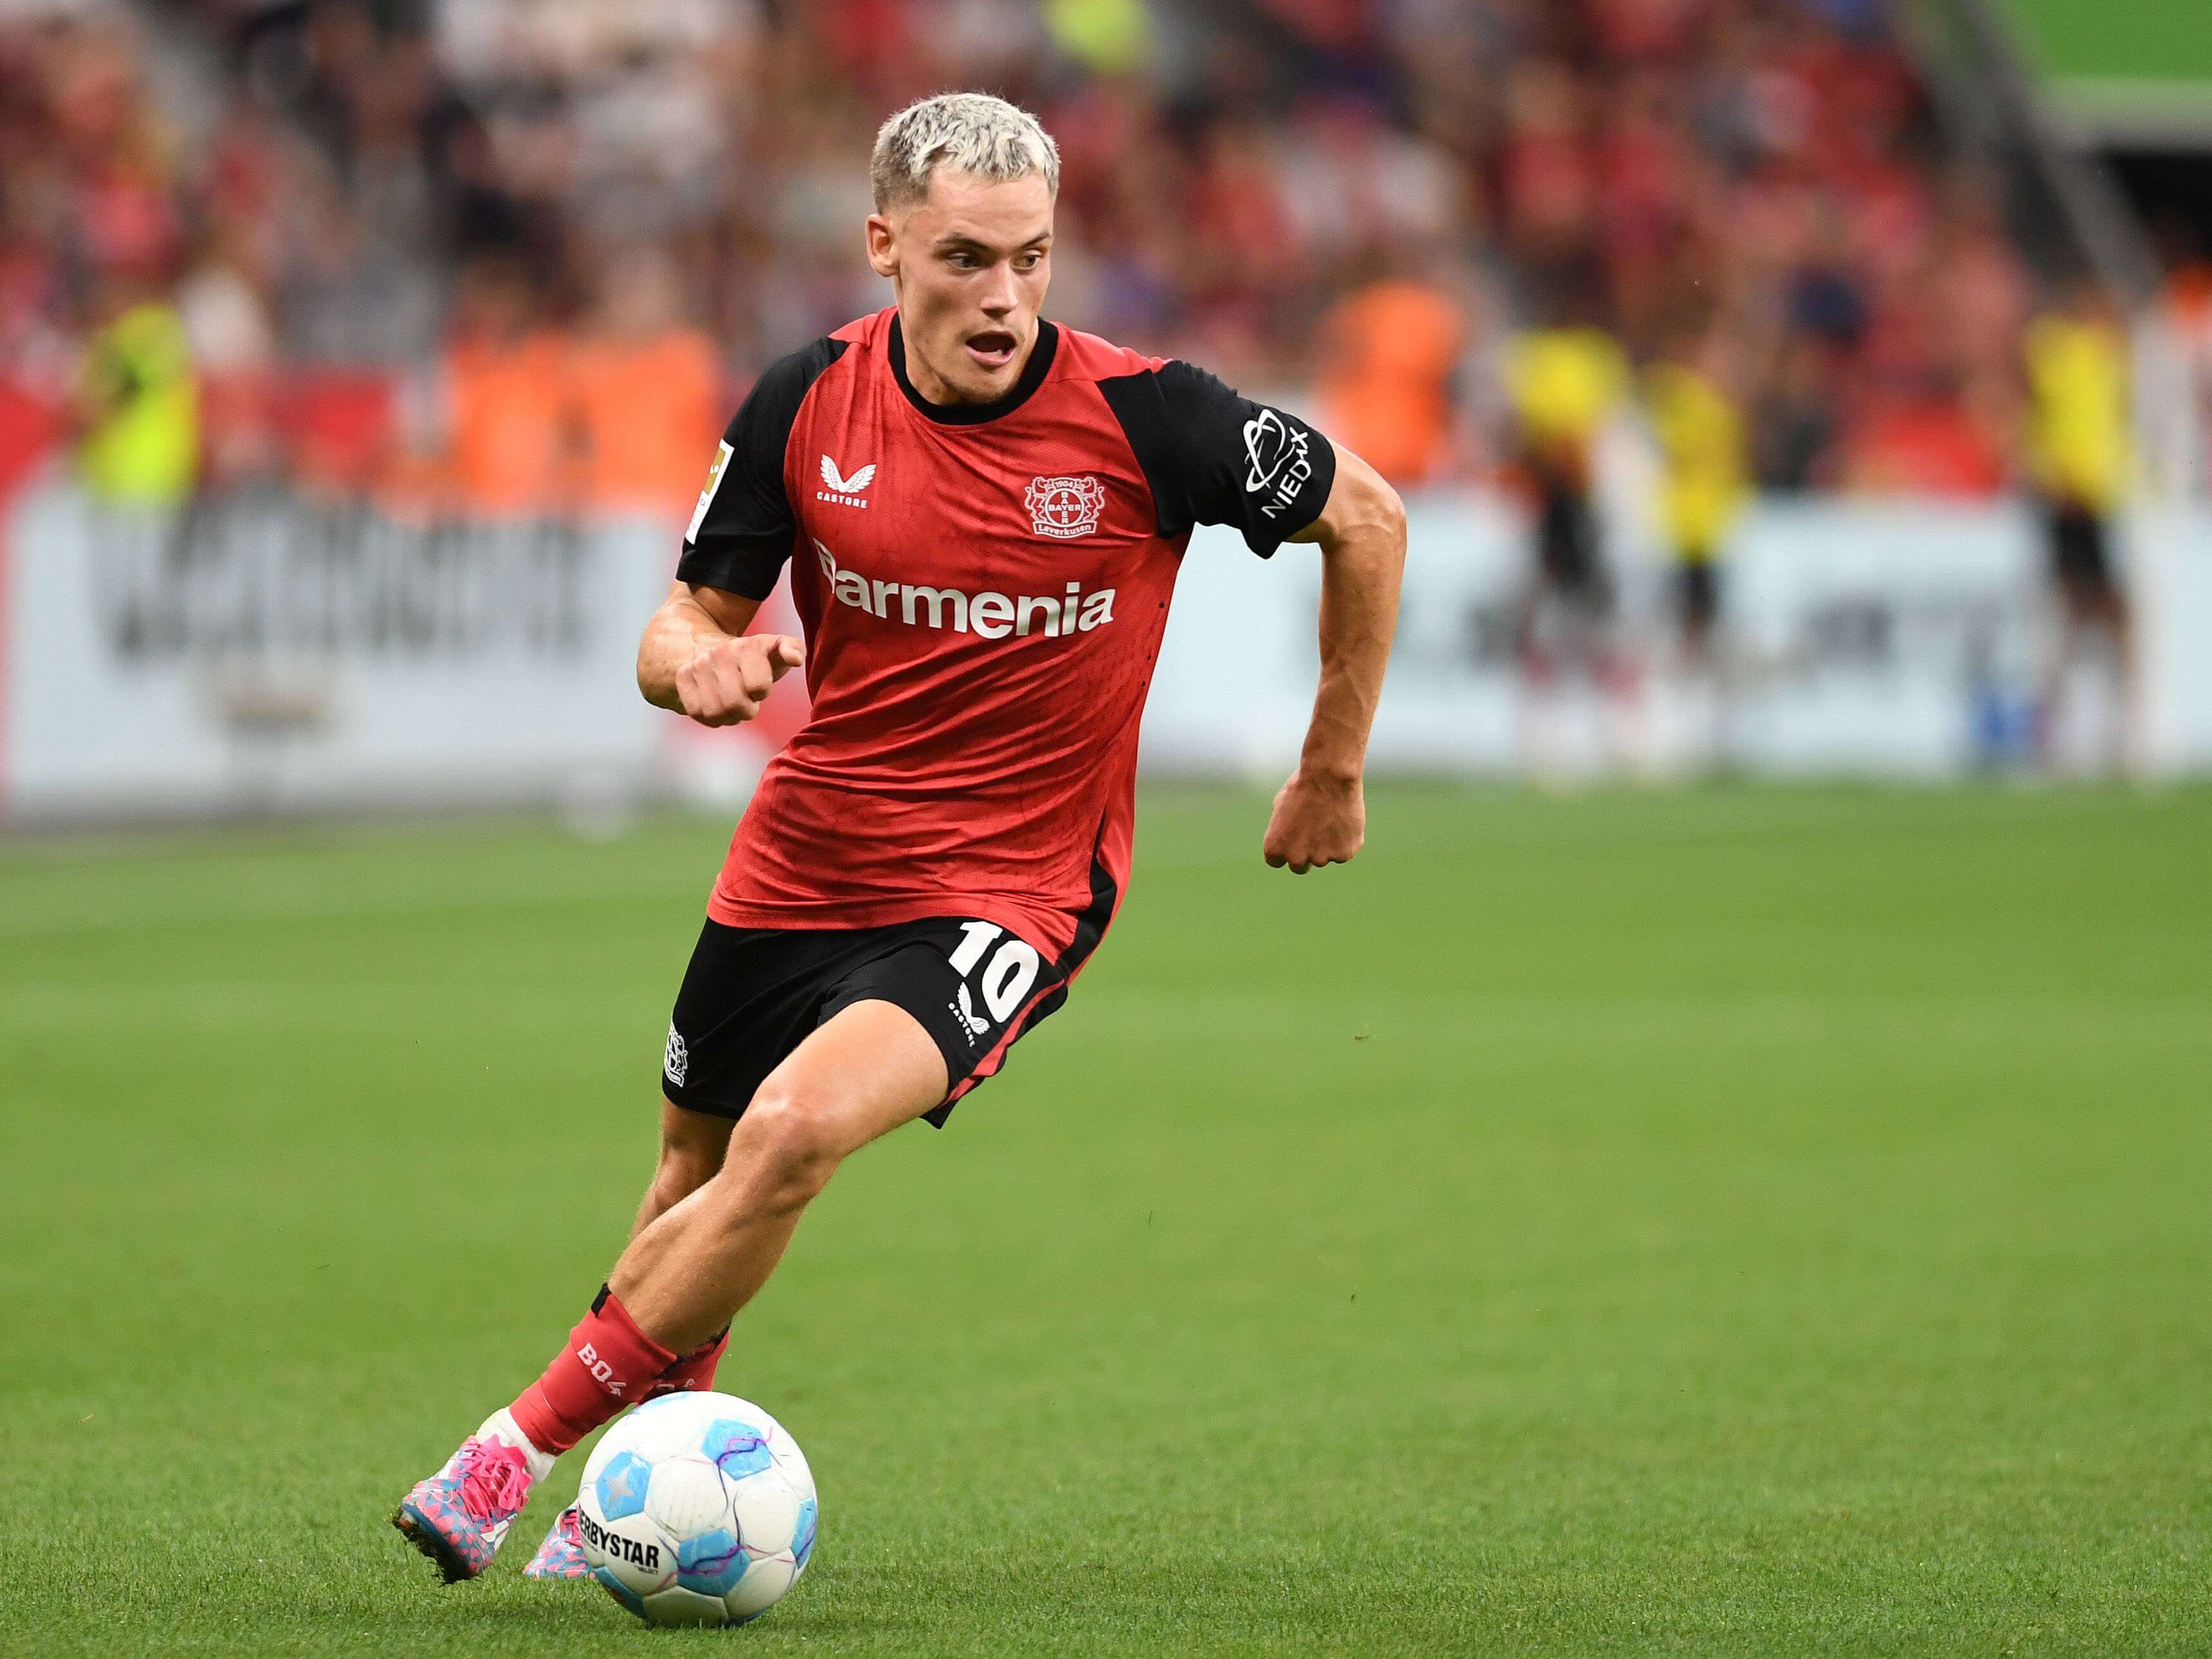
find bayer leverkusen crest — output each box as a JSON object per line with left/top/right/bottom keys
{"left": 1025, "top": 474, "right": 1107, "bottom": 539}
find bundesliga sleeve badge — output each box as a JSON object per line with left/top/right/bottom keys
{"left": 1025, "top": 474, "right": 1107, "bottom": 539}
{"left": 686, "top": 442, "right": 732, "bottom": 543}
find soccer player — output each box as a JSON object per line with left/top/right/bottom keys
{"left": 1644, "top": 317, "right": 1748, "bottom": 769}
{"left": 2024, "top": 278, "right": 2135, "bottom": 772}
{"left": 391, "top": 92, "right": 1407, "bottom": 1583}
{"left": 1502, "top": 280, "right": 1633, "bottom": 775}
{"left": 1645, "top": 324, "right": 1745, "bottom": 668}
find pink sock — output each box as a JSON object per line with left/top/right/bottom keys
{"left": 508, "top": 1285, "right": 675, "bottom": 1455}
{"left": 643, "top": 1327, "right": 730, "bottom": 1402}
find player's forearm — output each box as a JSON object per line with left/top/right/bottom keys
{"left": 637, "top": 593, "right": 742, "bottom": 713}
{"left": 1301, "top": 492, "right": 1405, "bottom": 782}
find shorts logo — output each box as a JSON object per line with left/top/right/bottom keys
{"left": 945, "top": 919, "right": 1043, "bottom": 1035}
{"left": 1242, "top": 408, "right": 1314, "bottom": 520}
{"left": 949, "top": 984, "right": 990, "bottom": 1045}
{"left": 663, "top": 1024, "right": 688, "bottom": 1087}
{"left": 1026, "top": 474, "right": 1107, "bottom": 539}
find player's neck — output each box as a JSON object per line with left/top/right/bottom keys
{"left": 899, "top": 334, "right": 1028, "bottom": 408}
{"left": 888, "top": 311, "right": 1057, "bottom": 427}
{"left": 900, "top": 338, "right": 995, "bottom": 408}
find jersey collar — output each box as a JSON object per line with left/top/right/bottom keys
{"left": 888, "top": 315, "right": 1059, "bottom": 426}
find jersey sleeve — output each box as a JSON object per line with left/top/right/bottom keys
{"left": 1099, "top": 360, "right": 1338, "bottom": 556}
{"left": 677, "top": 336, "right": 845, "bottom": 599}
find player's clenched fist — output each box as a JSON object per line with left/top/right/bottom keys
{"left": 1262, "top": 769, "right": 1366, "bottom": 875}
{"left": 675, "top": 634, "right": 805, "bottom": 727}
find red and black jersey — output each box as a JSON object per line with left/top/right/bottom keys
{"left": 678, "top": 306, "right": 1335, "bottom": 969}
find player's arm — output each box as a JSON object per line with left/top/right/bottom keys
{"left": 637, "top": 583, "right": 804, "bottom": 728}
{"left": 1107, "top": 359, "right": 1406, "bottom": 871}
{"left": 646, "top": 341, "right": 838, "bottom": 726}
{"left": 1266, "top": 445, "right": 1406, "bottom": 874}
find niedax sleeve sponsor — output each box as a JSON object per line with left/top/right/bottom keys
{"left": 1099, "top": 360, "right": 1337, "bottom": 557}
{"left": 678, "top": 336, "right": 847, "bottom": 599}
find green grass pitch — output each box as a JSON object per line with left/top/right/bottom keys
{"left": 2004, "top": 0, "right": 2212, "bottom": 86}
{"left": 3, "top": 784, "right": 2207, "bottom": 1655}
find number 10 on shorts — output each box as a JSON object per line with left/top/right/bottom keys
{"left": 946, "top": 922, "right": 1042, "bottom": 1022}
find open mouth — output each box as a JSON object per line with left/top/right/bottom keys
{"left": 964, "top": 329, "right": 1018, "bottom": 371}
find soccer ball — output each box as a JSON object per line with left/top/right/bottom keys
{"left": 576, "top": 1390, "right": 818, "bottom": 1626}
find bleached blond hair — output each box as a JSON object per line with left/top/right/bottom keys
{"left": 869, "top": 92, "right": 1061, "bottom": 213}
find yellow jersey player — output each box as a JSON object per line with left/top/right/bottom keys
{"left": 1504, "top": 288, "right": 1633, "bottom": 775}
{"left": 1645, "top": 330, "right": 1747, "bottom": 667}
{"left": 2024, "top": 280, "right": 2135, "bottom": 773}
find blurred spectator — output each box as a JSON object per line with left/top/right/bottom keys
{"left": 570, "top": 246, "right": 724, "bottom": 515}
{"left": 77, "top": 287, "right": 197, "bottom": 505}
{"left": 1751, "top": 338, "right": 1838, "bottom": 491}
{"left": 0, "top": 0, "right": 2090, "bottom": 512}
{"left": 1645, "top": 320, "right": 1747, "bottom": 664}
{"left": 1315, "top": 275, "right": 1465, "bottom": 487}
{"left": 2026, "top": 282, "right": 2132, "bottom": 521}
{"left": 178, "top": 229, "right": 280, "bottom": 483}
{"left": 438, "top": 258, "right": 572, "bottom": 515}
{"left": 1043, "top": 0, "right": 1153, "bottom": 77}
{"left": 2024, "top": 278, "right": 2135, "bottom": 770}
{"left": 1505, "top": 289, "right": 1629, "bottom": 658}
{"left": 1845, "top": 370, "right": 2006, "bottom": 498}
{"left": 2153, "top": 217, "right": 2212, "bottom": 495}
{"left": 2161, "top": 222, "right": 2212, "bottom": 349}
{"left": 1507, "top": 311, "right": 1628, "bottom": 490}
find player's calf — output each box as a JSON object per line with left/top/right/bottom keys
{"left": 522, "top": 1325, "right": 730, "bottom": 1582}
{"left": 604, "top": 1084, "right": 857, "bottom": 1353}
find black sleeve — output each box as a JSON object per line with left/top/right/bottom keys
{"left": 677, "top": 336, "right": 847, "bottom": 599}
{"left": 1098, "top": 360, "right": 1337, "bottom": 557}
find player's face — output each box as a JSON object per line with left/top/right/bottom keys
{"left": 869, "top": 170, "right": 1054, "bottom": 406}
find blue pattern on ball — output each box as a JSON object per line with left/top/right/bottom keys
{"left": 593, "top": 1450, "right": 653, "bottom": 1521}
{"left": 702, "top": 1419, "right": 774, "bottom": 1479}
{"left": 593, "top": 1564, "right": 647, "bottom": 1616}
{"left": 675, "top": 1527, "right": 749, "bottom": 1596}
{"left": 791, "top": 1496, "right": 819, "bottom": 1569}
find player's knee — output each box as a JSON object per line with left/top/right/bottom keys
{"left": 726, "top": 1086, "right": 845, "bottom": 1213}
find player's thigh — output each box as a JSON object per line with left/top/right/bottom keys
{"left": 739, "top": 998, "right": 951, "bottom": 1165}
{"left": 662, "top": 920, "right": 820, "bottom": 1118}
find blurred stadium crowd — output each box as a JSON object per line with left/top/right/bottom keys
{"left": 0, "top": 0, "right": 2191, "bottom": 521}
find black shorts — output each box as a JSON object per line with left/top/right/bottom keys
{"left": 1535, "top": 477, "right": 1610, "bottom": 612}
{"left": 1676, "top": 561, "right": 1720, "bottom": 630}
{"left": 2044, "top": 501, "right": 2115, "bottom": 596}
{"left": 659, "top": 915, "right": 1071, "bottom": 1128}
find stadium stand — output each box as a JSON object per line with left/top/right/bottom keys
{"left": 1, "top": 0, "right": 2159, "bottom": 509}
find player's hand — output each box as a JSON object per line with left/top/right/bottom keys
{"left": 674, "top": 634, "right": 805, "bottom": 727}
{"left": 1262, "top": 768, "right": 1364, "bottom": 875}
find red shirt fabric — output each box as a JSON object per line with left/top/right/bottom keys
{"left": 677, "top": 306, "right": 1336, "bottom": 968}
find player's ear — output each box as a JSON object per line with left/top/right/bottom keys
{"left": 864, "top": 213, "right": 899, "bottom": 280}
